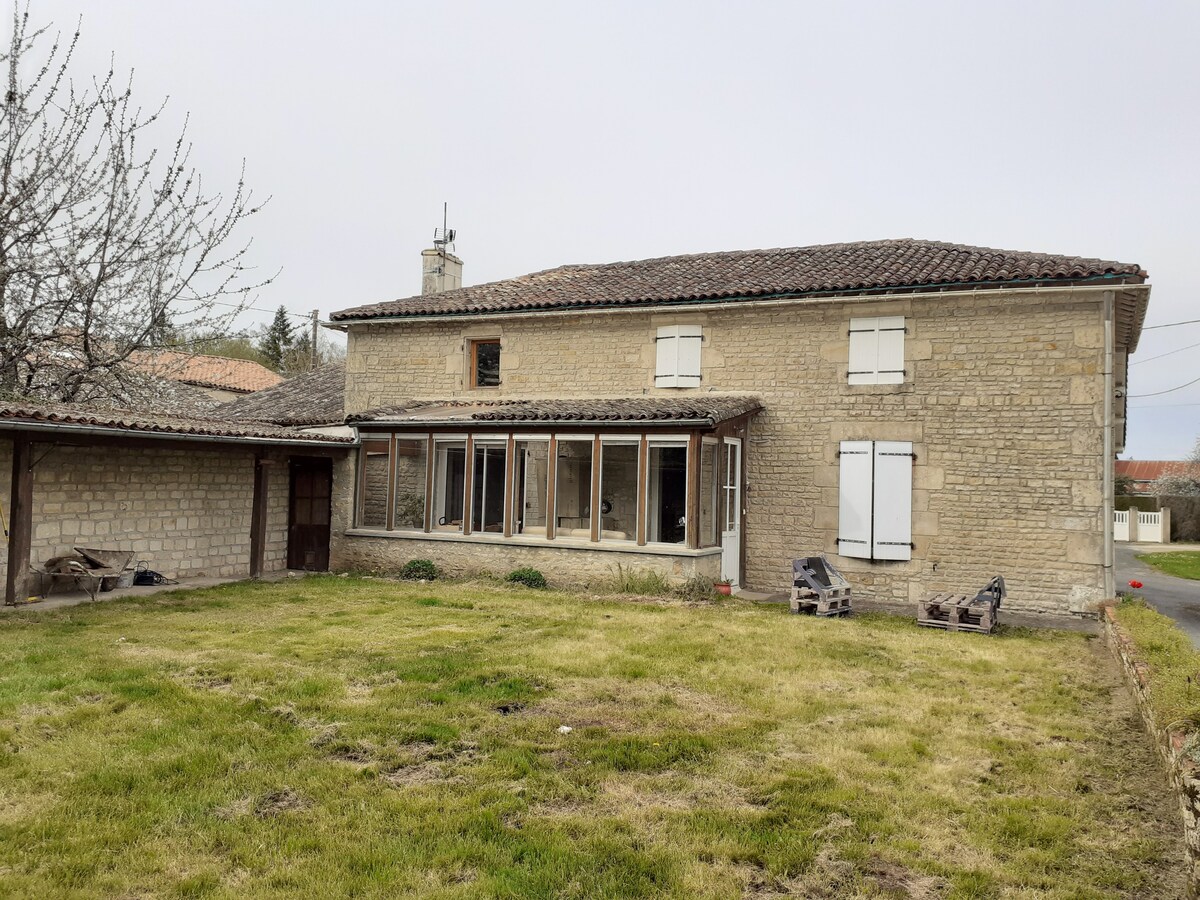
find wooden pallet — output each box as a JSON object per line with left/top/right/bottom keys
{"left": 790, "top": 587, "right": 852, "bottom": 617}
{"left": 917, "top": 592, "right": 999, "bottom": 634}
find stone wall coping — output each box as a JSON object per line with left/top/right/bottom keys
{"left": 343, "top": 528, "right": 723, "bottom": 559}
{"left": 1103, "top": 605, "right": 1200, "bottom": 893}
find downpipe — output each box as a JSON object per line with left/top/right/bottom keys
{"left": 1103, "top": 292, "right": 1115, "bottom": 601}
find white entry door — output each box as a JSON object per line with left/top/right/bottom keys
{"left": 721, "top": 438, "right": 742, "bottom": 589}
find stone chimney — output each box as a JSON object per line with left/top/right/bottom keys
{"left": 421, "top": 247, "right": 463, "bottom": 295}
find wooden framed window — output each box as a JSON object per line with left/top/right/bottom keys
{"left": 356, "top": 439, "right": 390, "bottom": 527}
{"left": 392, "top": 437, "right": 428, "bottom": 531}
{"left": 848, "top": 317, "right": 905, "bottom": 385}
{"left": 599, "top": 438, "right": 639, "bottom": 542}
{"left": 553, "top": 438, "right": 594, "bottom": 539}
{"left": 646, "top": 437, "right": 689, "bottom": 544}
{"left": 431, "top": 439, "right": 468, "bottom": 532}
{"left": 470, "top": 440, "right": 508, "bottom": 534}
{"left": 469, "top": 339, "right": 501, "bottom": 388}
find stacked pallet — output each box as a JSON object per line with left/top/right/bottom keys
{"left": 789, "top": 555, "right": 853, "bottom": 618}
{"left": 917, "top": 591, "right": 1000, "bottom": 634}
{"left": 790, "top": 588, "right": 852, "bottom": 617}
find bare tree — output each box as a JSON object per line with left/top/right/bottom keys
{"left": 0, "top": 4, "right": 270, "bottom": 404}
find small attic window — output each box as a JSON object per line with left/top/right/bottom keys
{"left": 470, "top": 339, "right": 501, "bottom": 388}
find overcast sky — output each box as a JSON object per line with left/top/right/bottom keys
{"left": 25, "top": 0, "right": 1200, "bottom": 458}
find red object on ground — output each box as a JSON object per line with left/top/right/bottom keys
{"left": 1128, "top": 580, "right": 1143, "bottom": 590}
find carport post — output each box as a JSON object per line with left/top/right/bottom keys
{"left": 5, "top": 435, "right": 33, "bottom": 605}
{"left": 249, "top": 454, "right": 270, "bottom": 578}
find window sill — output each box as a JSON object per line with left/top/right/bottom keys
{"left": 343, "top": 528, "right": 722, "bottom": 557}
{"left": 839, "top": 382, "right": 914, "bottom": 396}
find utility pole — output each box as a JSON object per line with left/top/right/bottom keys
{"left": 310, "top": 309, "right": 319, "bottom": 372}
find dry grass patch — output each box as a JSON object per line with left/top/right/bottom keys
{"left": 0, "top": 576, "right": 1185, "bottom": 898}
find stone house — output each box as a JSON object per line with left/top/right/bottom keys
{"left": 327, "top": 239, "right": 1150, "bottom": 616}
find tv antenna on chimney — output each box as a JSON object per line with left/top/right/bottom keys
{"left": 433, "top": 202, "right": 455, "bottom": 253}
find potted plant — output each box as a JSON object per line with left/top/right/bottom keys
{"left": 714, "top": 580, "right": 732, "bottom": 595}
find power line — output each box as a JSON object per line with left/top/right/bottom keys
{"left": 1128, "top": 374, "right": 1200, "bottom": 398}
{"left": 206, "top": 297, "right": 314, "bottom": 321}
{"left": 1129, "top": 401, "right": 1200, "bottom": 409}
{"left": 1143, "top": 317, "right": 1200, "bottom": 331}
{"left": 1131, "top": 339, "right": 1200, "bottom": 366}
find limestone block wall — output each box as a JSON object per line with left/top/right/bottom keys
{"left": 0, "top": 439, "right": 293, "bottom": 584}
{"left": 343, "top": 289, "right": 1112, "bottom": 614}
{"left": 332, "top": 532, "right": 721, "bottom": 586}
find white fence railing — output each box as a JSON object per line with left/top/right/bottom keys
{"left": 1114, "top": 510, "right": 1130, "bottom": 542}
{"left": 1114, "top": 508, "right": 1171, "bottom": 543}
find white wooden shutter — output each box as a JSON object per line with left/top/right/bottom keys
{"left": 872, "top": 441, "right": 913, "bottom": 560}
{"left": 838, "top": 440, "right": 873, "bottom": 559}
{"left": 876, "top": 316, "right": 905, "bottom": 384}
{"left": 847, "top": 318, "right": 879, "bottom": 385}
{"left": 676, "top": 325, "right": 702, "bottom": 387}
{"left": 655, "top": 326, "right": 679, "bottom": 386}
{"left": 655, "top": 325, "right": 702, "bottom": 388}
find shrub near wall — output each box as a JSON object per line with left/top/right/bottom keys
{"left": 1105, "top": 601, "right": 1200, "bottom": 894}
{"left": 1160, "top": 496, "right": 1200, "bottom": 543}
{"left": 1115, "top": 496, "right": 1159, "bottom": 514}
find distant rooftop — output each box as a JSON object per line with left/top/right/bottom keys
{"left": 215, "top": 364, "right": 345, "bottom": 427}
{"left": 129, "top": 350, "right": 284, "bottom": 394}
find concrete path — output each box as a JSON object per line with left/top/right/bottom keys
{"left": 737, "top": 588, "right": 1098, "bottom": 633}
{"left": 1116, "top": 542, "right": 1200, "bottom": 645}
{"left": 0, "top": 571, "right": 298, "bottom": 614}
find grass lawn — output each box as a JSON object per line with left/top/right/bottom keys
{"left": 0, "top": 577, "right": 1183, "bottom": 899}
{"left": 1113, "top": 597, "right": 1200, "bottom": 728}
{"left": 1136, "top": 550, "right": 1200, "bottom": 581}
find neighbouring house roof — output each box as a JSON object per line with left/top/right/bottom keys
{"left": 331, "top": 239, "right": 1146, "bottom": 323}
{"left": 215, "top": 364, "right": 346, "bottom": 426}
{"left": 128, "top": 350, "right": 284, "bottom": 394}
{"left": 0, "top": 403, "right": 354, "bottom": 445}
{"left": 1116, "top": 460, "right": 1200, "bottom": 483}
{"left": 350, "top": 395, "right": 763, "bottom": 428}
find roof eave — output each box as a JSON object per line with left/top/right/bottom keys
{"left": 0, "top": 417, "right": 354, "bottom": 446}
{"left": 330, "top": 273, "right": 1146, "bottom": 326}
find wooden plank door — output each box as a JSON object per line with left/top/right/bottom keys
{"left": 288, "top": 457, "right": 332, "bottom": 571}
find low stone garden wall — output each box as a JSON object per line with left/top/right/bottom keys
{"left": 1103, "top": 606, "right": 1200, "bottom": 895}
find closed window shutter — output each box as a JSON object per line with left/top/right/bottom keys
{"left": 655, "top": 326, "right": 679, "bottom": 387}
{"left": 847, "top": 318, "right": 878, "bottom": 385}
{"left": 876, "top": 316, "right": 905, "bottom": 385}
{"left": 848, "top": 316, "right": 906, "bottom": 384}
{"left": 872, "top": 441, "right": 913, "bottom": 560}
{"left": 655, "top": 325, "right": 702, "bottom": 388}
{"left": 677, "top": 325, "right": 702, "bottom": 387}
{"left": 837, "top": 440, "right": 873, "bottom": 559}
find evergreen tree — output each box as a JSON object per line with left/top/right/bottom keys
{"left": 258, "top": 306, "right": 295, "bottom": 371}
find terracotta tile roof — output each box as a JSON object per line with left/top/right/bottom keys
{"left": 0, "top": 403, "right": 353, "bottom": 444}
{"left": 215, "top": 364, "right": 346, "bottom": 426}
{"left": 1116, "top": 460, "right": 1200, "bottom": 483}
{"left": 331, "top": 239, "right": 1145, "bottom": 322}
{"left": 349, "top": 394, "right": 763, "bottom": 427}
{"left": 129, "top": 350, "right": 284, "bottom": 394}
